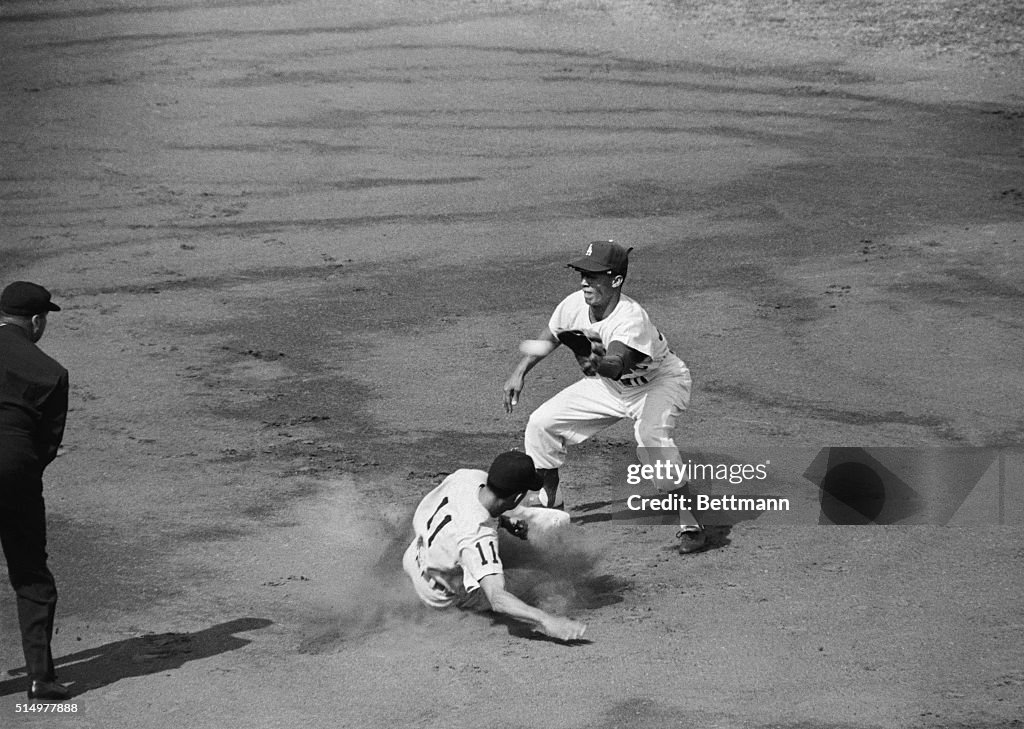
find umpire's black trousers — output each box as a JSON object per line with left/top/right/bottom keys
{"left": 0, "top": 444, "right": 58, "bottom": 682}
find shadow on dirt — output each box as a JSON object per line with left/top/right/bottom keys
{"left": 0, "top": 617, "right": 272, "bottom": 698}
{"left": 571, "top": 498, "right": 734, "bottom": 552}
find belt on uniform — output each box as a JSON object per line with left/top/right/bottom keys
{"left": 426, "top": 574, "right": 452, "bottom": 594}
{"left": 422, "top": 571, "right": 454, "bottom": 596}
{"left": 621, "top": 376, "right": 649, "bottom": 387}
{"left": 414, "top": 543, "right": 454, "bottom": 596}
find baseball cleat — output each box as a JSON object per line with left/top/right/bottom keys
{"left": 675, "top": 527, "right": 708, "bottom": 554}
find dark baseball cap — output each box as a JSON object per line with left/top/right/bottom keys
{"left": 567, "top": 240, "right": 632, "bottom": 276}
{"left": 487, "top": 450, "right": 542, "bottom": 498}
{"left": 0, "top": 281, "right": 61, "bottom": 316}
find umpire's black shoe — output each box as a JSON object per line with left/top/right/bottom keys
{"left": 28, "top": 679, "right": 72, "bottom": 701}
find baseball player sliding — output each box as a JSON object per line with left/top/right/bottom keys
{"left": 403, "top": 450, "right": 587, "bottom": 642}
{"left": 502, "top": 241, "right": 707, "bottom": 554}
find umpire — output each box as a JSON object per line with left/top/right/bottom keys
{"left": 0, "top": 281, "right": 71, "bottom": 700}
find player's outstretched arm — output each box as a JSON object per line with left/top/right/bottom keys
{"left": 503, "top": 328, "right": 559, "bottom": 414}
{"left": 478, "top": 574, "right": 587, "bottom": 642}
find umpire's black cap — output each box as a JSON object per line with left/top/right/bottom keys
{"left": 0, "top": 281, "right": 61, "bottom": 316}
{"left": 487, "top": 451, "right": 543, "bottom": 498}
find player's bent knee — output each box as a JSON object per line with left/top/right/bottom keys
{"left": 526, "top": 408, "right": 556, "bottom": 436}
{"left": 635, "top": 424, "right": 674, "bottom": 448}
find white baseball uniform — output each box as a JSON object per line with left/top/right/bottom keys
{"left": 525, "top": 289, "right": 694, "bottom": 499}
{"left": 403, "top": 469, "right": 504, "bottom": 609}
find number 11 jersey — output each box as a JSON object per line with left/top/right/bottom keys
{"left": 410, "top": 469, "right": 503, "bottom": 596}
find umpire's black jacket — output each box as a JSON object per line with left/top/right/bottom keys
{"left": 0, "top": 323, "right": 68, "bottom": 469}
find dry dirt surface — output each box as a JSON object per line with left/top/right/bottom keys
{"left": 2, "top": 1, "right": 1023, "bottom": 727}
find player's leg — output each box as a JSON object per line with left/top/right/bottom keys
{"left": 628, "top": 371, "right": 707, "bottom": 552}
{"left": 524, "top": 378, "right": 627, "bottom": 507}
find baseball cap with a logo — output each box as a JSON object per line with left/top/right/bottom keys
{"left": 567, "top": 240, "right": 632, "bottom": 276}
{"left": 0, "top": 281, "right": 62, "bottom": 316}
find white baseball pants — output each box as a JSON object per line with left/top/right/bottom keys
{"left": 524, "top": 367, "right": 699, "bottom": 528}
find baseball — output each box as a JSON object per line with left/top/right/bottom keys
{"left": 519, "top": 339, "right": 556, "bottom": 357}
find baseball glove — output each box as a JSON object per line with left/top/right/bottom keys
{"left": 556, "top": 329, "right": 605, "bottom": 357}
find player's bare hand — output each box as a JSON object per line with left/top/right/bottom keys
{"left": 502, "top": 373, "right": 525, "bottom": 414}
{"left": 498, "top": 514, "right": 528, "bottom": 540}
{"left": 540, "top": 616, "right": 587, "bottom": 642}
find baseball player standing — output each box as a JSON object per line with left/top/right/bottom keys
{"left": 403, "top": 450, "right": 587, "bottom": 642}
{"left": 502, "top": 241, "right": 707, "bottom": 553}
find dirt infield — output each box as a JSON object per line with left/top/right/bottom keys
{"left": 2, "top": 1, "right": 1023, "bottom": 727}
